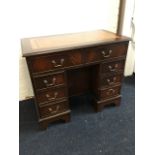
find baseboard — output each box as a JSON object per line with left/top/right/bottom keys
{"left": 19, "top": 97, "right": 34, "bottom": 104}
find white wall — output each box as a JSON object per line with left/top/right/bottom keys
{"left": 19, "top": 0, "right": 120, "bottom": 100}
{"left": 119, "top": 0, "right": 135, "bottom": 76}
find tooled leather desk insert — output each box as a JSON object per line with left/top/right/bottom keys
{"left": 21, "top": 30, "right": 130, "bottom": 129}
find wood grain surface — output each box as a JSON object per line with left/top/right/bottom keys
{"left": 21, "top": 30, "right": 130, "bottom": 56}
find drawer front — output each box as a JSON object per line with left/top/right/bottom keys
{"left": 34, "top": 72, "right": 65, "bottom": 90}
{"left": 97, "top": 96, "right": 121, "bottom": 108}
{"left": 99, "top": 85, "right": 121, "bottom": 100}
{"left": 36, "top": 87, "right": 67, "bottom": 105}
{"left": 28, "top": 51, "right": 82, "bottom": 73}
{"left": 86, "top": 43, "right": 127, "bottom": 63}
{"left": 100, "top": 74, "right": 123, "bottom": 87}
{"left": 39, "top": 101, "right": 69, "bottom": 118}
{"left": 101, "top": 60, "right": 125, "bottom": 74}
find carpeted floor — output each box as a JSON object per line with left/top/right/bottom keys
{"left": 19, "top": 75, "right": 135, "bottom": 155}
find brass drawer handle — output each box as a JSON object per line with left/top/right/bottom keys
{"left": 43, "top": 77, "right": 56, "bottom": 87}
{"left": 106, "top": 89, "right": 116, "bottom": 95}
{"left": 108, "top": 64, "right": 118, "bottom": 72}
{"left": 46, "top": 92, "right": 58, "bottom": 101}
{"left": 107, "top": 77, "right": 117, "bottom": 85}
{"left": 48, "top": 105, "right": 60, "bottom": 114}
{"left": 51, "top": 58, "right": 64, "bottom": 68}
{"left": 101, "top": 50, "right": 112, "bottom": 58}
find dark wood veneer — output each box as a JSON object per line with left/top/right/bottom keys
{"left": 36, "top": 86, "right": 67, "bottom": 105}
{"left": 21, "top": 30, "right": 130, "bottom": 129}
{"left": 28, "top": 50, "right": 83, "bottom": 74}
{"left": 34, "top": 71, "right": 65, "bottom": 90}
{"left": 99, "top": 84, "right": 121, "bottom": 100}
{"left": 85, "top": 43, "right": 128, "bottom": 63}
{"left": 99, "top": 74, "right": 123, "bottom": 88}
{"left": 100, "top": 60, "right": 125, "bottom": 74}
{"left": 39, "top": 100, "right": 69, "bottom": 118}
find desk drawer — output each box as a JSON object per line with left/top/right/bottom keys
{"left": 28, "top": 51, "right": 82, "bottom": 73}
{"left": 36, "top": 87, "right": 67, "bottom": 105}
{"left": 99, "top": 85, "right": 121, "bottom": 100}
{"left": 101, "top": 60, "right": 125, "bottom": 74}
{"left": 86, "top": 43, "right": 127, "bottom": 63}
{"left": 100, "top": 74, "right": 123, "bottom": 87}
{"left": 34, "top": 71, "right": 65, "bottom": 90}
{"left": 39, "top": 100, "right": 69, "bottom": 118}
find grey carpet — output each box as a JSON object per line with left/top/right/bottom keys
{"left": 19, "top": 75, "right": 135, "bottom": 155}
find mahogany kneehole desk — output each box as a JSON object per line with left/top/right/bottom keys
{"left": 21, "top": 30, "right": 130, "bottom": 129}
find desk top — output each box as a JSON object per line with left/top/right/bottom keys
{"left": 21, "top": 30, "right": 130, "bottom": 57}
